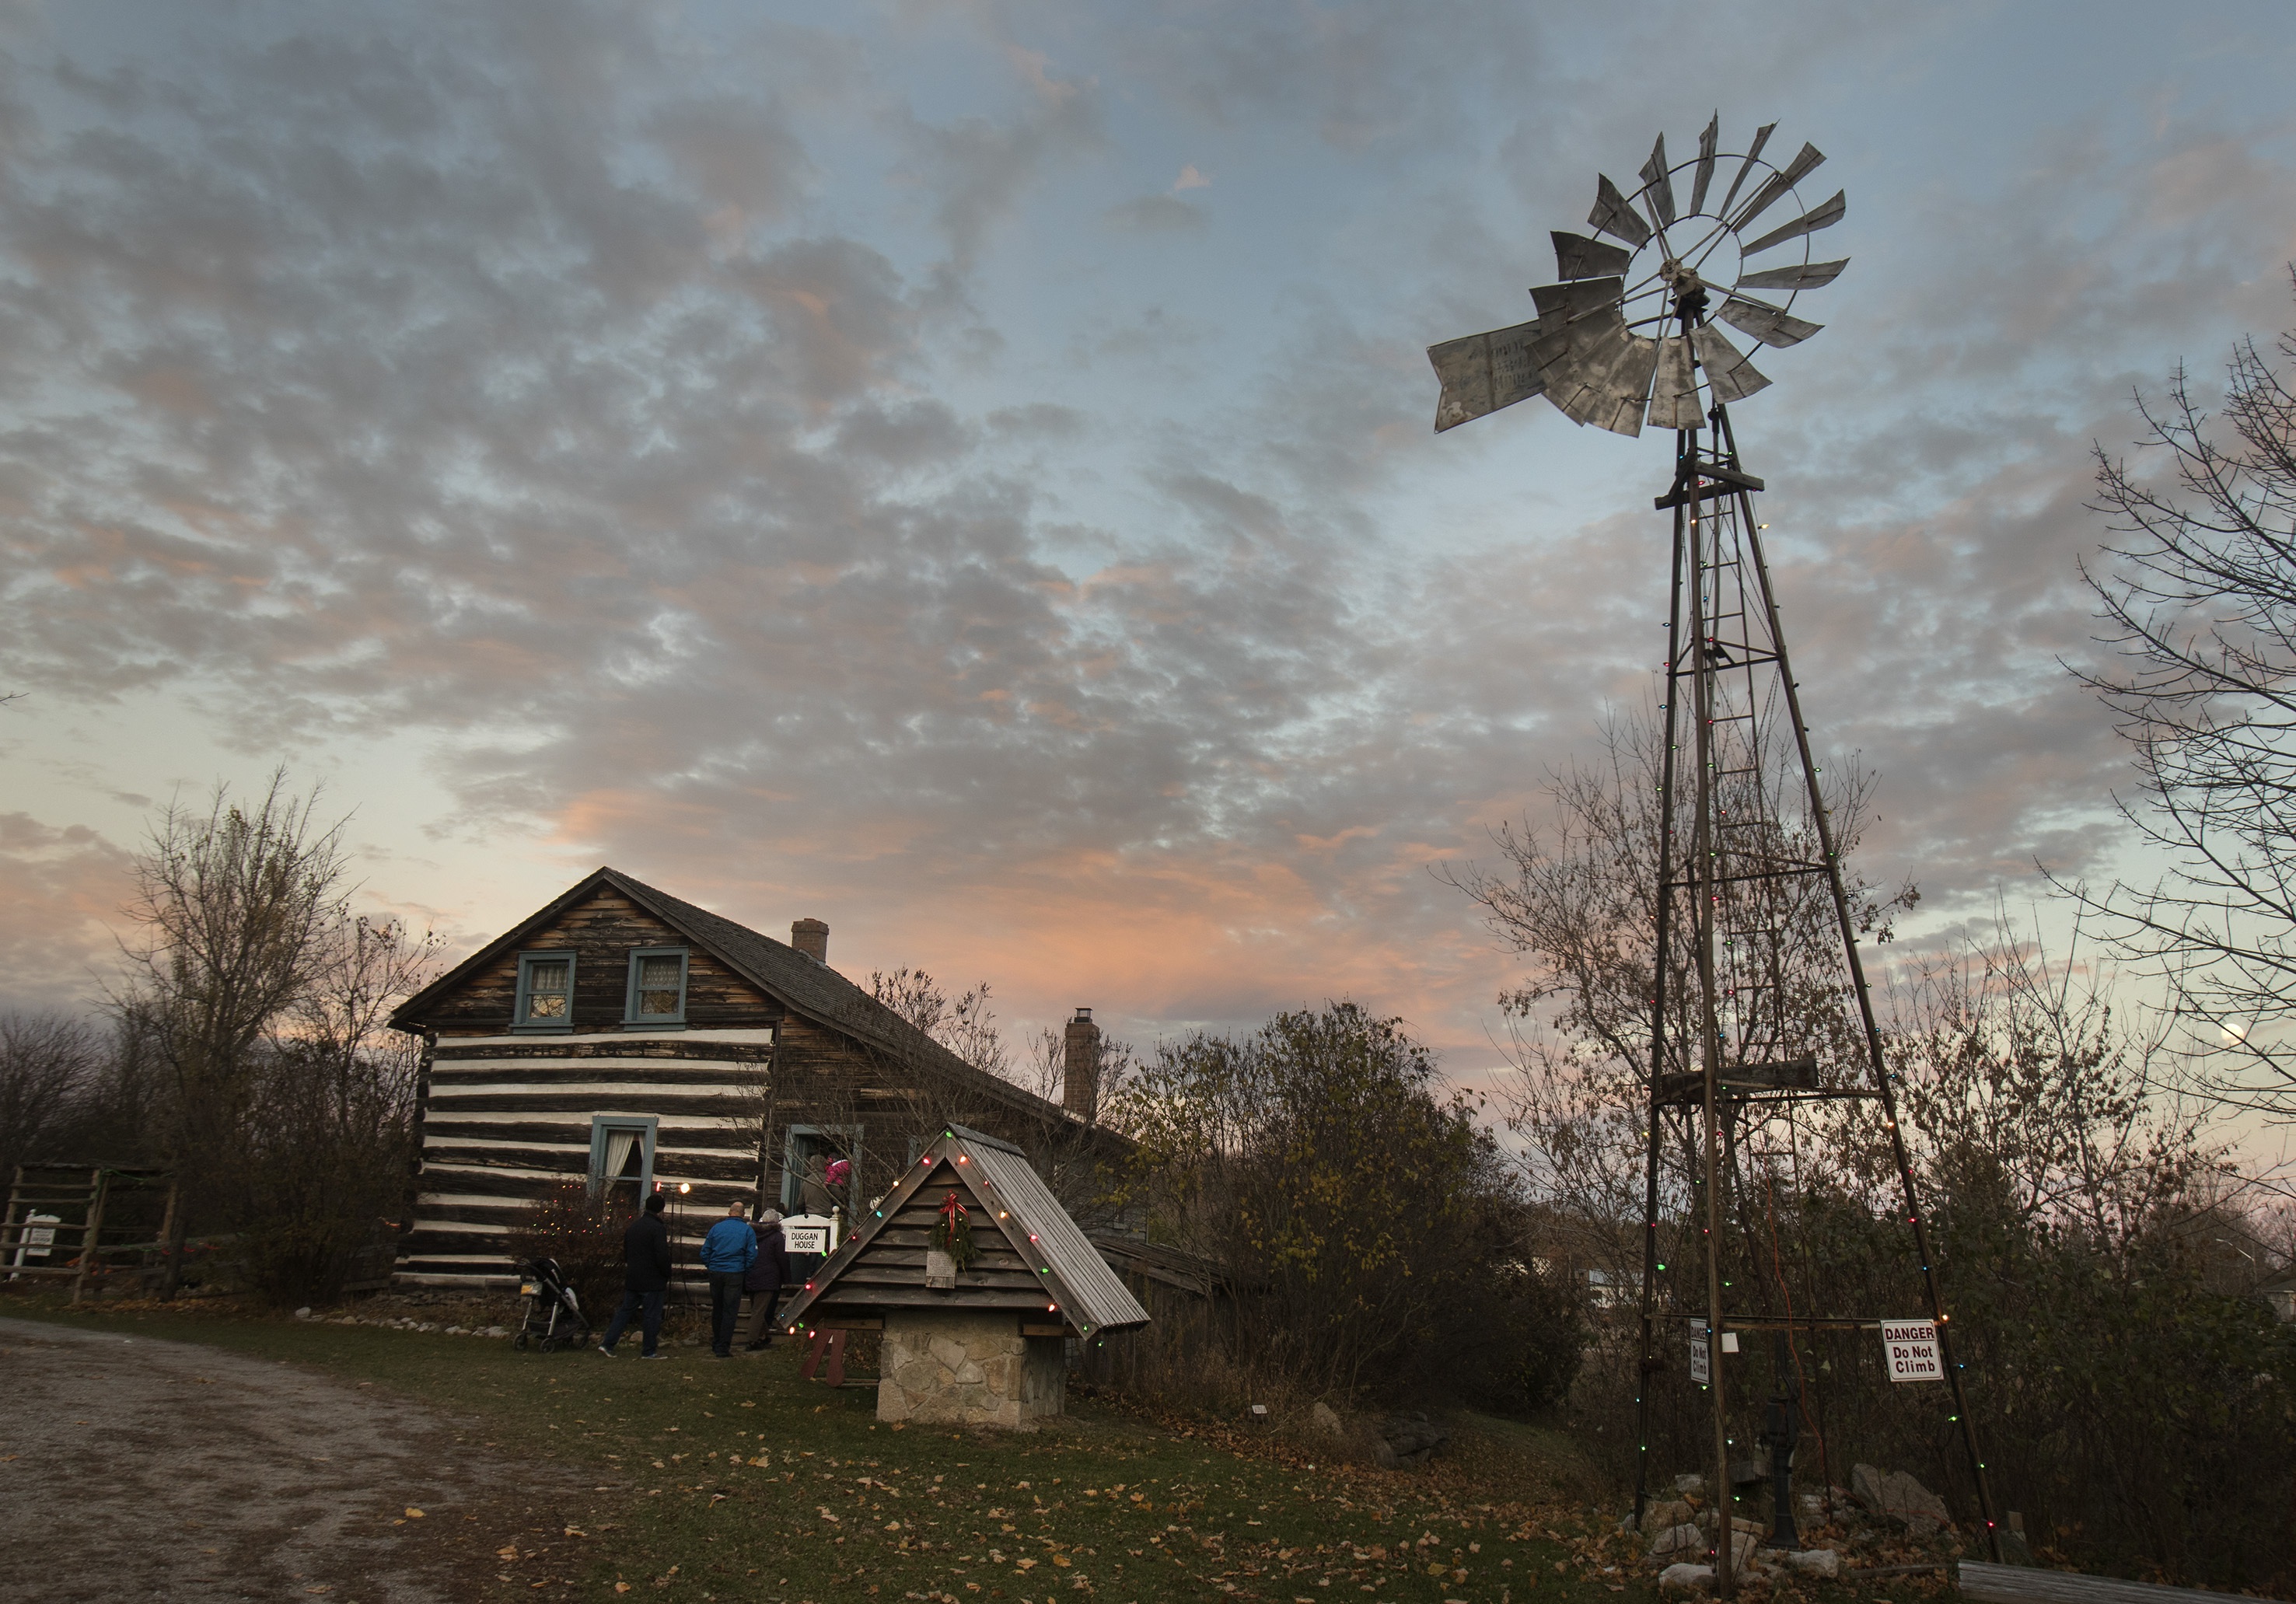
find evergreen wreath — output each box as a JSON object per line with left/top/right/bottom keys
{"left": 934, "top": 1189, "right": 978, "bottom": 1271}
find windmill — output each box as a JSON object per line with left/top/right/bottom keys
{"left": 1429, "top": 119, "right": 2000, "bottom": 1589}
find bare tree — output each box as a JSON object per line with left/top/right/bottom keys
{"left": 113, "top": 771, "right": 351, "bottom": 1297}
{"left": 869, "top": 968, "right": 1012, "bottom": 1080}
{"left": 0, "top": 1010, "right": 103, "bottom": 1182}
{"left": 2073, "top": 281, "right": 2296, "bottom": 1117}
{"left": 1441, "top": 704, "right": 1913, "bottom": 1296}
{"left": 232, "top": 915, "right": 438, "bottom": 1299}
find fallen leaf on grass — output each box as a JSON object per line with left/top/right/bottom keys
{"left": 404, "top": 1508, "right": 425, "bottom": 1519}
{"left": 564, "top": 1527, "right": 585, "bottom": 1538}
{"left": 614, "top": 1585, "right": 631, "bottom": 1595}
{"left": 497, "top": 1547, "right": 520, "bottom": 1561}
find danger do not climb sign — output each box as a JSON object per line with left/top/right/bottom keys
{"left": 1880, "top": 1319, "right": 1944, "bottom": 1382}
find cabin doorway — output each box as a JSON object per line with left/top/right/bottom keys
{"left": 781, "top": 1124, "right": 860, "bottom": 1225}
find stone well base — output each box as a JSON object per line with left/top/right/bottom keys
{"left": 879, "top": 1310, "right": 1067, "bottom": 1429}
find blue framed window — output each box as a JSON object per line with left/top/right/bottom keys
{"left": 588, "top": 1115, "right": 659, "bottom": 1204}
{"left": 624, "top": 946, "right": 690, "bottom": 1026}
{"left": 512, "top": 951, "right": 576, "bottom": 1032}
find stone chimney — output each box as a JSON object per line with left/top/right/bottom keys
{"left": 1062, "top": 1008, "right": 1100, "bottom": 1122}
{"left": 791, "top": 917, "right": 829, "bottom": 965}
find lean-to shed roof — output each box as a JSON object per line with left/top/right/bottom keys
{"left": 959, "top": 1127, "right": 1146, "bottom": 1333}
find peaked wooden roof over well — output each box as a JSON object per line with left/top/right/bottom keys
{"left": 778, "top": 1123, "right": 1149, "bottom": 1337}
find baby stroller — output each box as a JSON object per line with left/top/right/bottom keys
{"left": 512, "top": 1256, "right": 592, "bottom": 1352}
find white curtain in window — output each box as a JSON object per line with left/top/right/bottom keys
{"left": 603, "top": 1128, "right": 639, "bottom": 1183}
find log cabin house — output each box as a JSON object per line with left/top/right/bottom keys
{"left": 386, "top": 867, "right": 1127, "bottom": 1293}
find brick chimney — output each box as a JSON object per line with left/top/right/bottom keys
{"left": 791, "top": 918, "right": 829, "bottom": 965}
{"left": 1063, "top": 1008, "right": 1100, "bottom": 1122}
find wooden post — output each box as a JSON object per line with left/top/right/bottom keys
{"left": 2, "top": 1165, "right": 26, "bottom": 1276}
{"left": 71, "top": 1169, "right": 110, "bottom": 1308}
{"left": 150, "top": 1176, "right": 180, "bottom": 1290}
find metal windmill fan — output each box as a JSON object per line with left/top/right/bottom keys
{"left": 1428, "top": 115, "right": 1845, "bottom": 436}
{"left": 1429, "top": 120, "right": 2008, "bottom": 1592}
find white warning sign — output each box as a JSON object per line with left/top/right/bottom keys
{"left": 1687, "top": 1320, "right": 1711, "bottom": 1385}
{"left": 1880, "top": 1319, "right": 1944, "bottom": 1383}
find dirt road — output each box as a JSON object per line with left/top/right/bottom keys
{"left": 0, "top": 1316, "right": 592, "bottom": 1602}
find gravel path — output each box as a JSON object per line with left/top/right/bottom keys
{"left": 0, "top": 1316, "right": 585, "bottom": 1602}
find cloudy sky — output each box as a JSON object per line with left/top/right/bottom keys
{"left": 3, "top": 0, "right": 2293, "bottom": 1083}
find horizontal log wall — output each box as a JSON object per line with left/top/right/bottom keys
{"left": 396, "top": 1033, "right": 769, "bottom": 1290}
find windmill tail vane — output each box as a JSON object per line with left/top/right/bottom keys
{"left": 1428, "top": 113, "right": 1846, "bottom": 438}
{"left": 1426, "top": 119, "right": 2006, "bottom": 1594}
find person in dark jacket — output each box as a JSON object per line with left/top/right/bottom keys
{"left": 597, "top": 1191, "right": 673, "bottom": 1358}
{"left": 739, "top": 1209, "right": 787, "bottom": 1351}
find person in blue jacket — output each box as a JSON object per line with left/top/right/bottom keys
{"left": 699, "top": 1199, "right": 759, "bottom": 1358}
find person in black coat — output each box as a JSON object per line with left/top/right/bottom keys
{"left": 597, "top": 1191, "right": 673, "bottom": 1358}
{"left": 739, "top": 1209, "right": 788, "bottom": 1351}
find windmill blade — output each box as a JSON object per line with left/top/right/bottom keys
{"left": 1688, "top": 113, "right": 1720, "bottom": 215}
{"left": 1428, "top": 318, "right": 1549, "bottom": 432}
{"left": 1717, "top": 294, "right": 1822, "bottom": 348}
{"left": 1733, "top": 142, "right": 1826, "bottom": 229}
{"left": 1640, "top": 133, "right": 1676, "bottom": 227}
{"left": 1692, "top": 323, "right": 1770, "bottom": 403}
{"left": 1553, "top": 230, "right": 1632, "bottom": 281}
{"left": 1537, "top": 308, "right": 1659, "bottom": 436}
{"left": 1646, "top": 335, "right": 1701, "bottom": 430}
{"left": 1531, "top": 276, "right": 1624, "bottom": 321}
{"left": 1588, "top": 174, "right": 1652, "bottom": 248}
{"left": 1717, "top": 121, "right": 1776, "bottom": 220}
{"left": 1742, "top": 190, "right": 1845, "bottom": 256}
{"left": 1736, "top": 257, "right": 1848, "bottom": 292}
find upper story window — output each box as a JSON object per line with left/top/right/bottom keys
{"left": 512, "top": 951, "right": 576, "bottom": 1032}
{"left": 624, "top": 947, "right": 689, "bottom": 1026}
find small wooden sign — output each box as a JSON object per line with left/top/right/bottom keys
{"left": 783, "top": 1213, "right": 836, "bottom": 1256}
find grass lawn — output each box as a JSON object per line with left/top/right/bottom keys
{"left": 2, "top": 1293, "right": 1895, "bottom": 1604}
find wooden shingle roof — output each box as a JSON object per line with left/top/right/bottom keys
{"left": 778, "top": 1122, "right": 1149, "bottom": 1338}
{"left": 390, "top": 866, "right": 1087, "bottom": 1132}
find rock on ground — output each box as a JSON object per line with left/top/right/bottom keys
{"left": 1642, "top": 1497, "right": 1696, "bottom": 1532}
{"left": 1658, "top": 1563, "right": 1714, "bottom": 1592}
{"left": 1372, "top": 1411, "right": 1449, "bottom": 1469}
{"left": 1310, "top": 1401, "right": 1344, "bottom": 1438}
{"left": 1850, "top": 1462, "right": 1952, "bottom": 1536}
{"left": 1787, "top": 1548, "right": 1842, "bottom": 1578}
{"left": 1647, "top": 1522, "right": 1704, "bottom": 1560}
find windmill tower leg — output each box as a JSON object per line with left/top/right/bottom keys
{"left": 1718, "top": 408, "right": 2004, "bottom": 1560}
{"left": 1685, "top": 415, "right": 1739, "bottom": 1597}
{"left": 1631, "top": 482, "right": 1694, "bottom": 1536}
